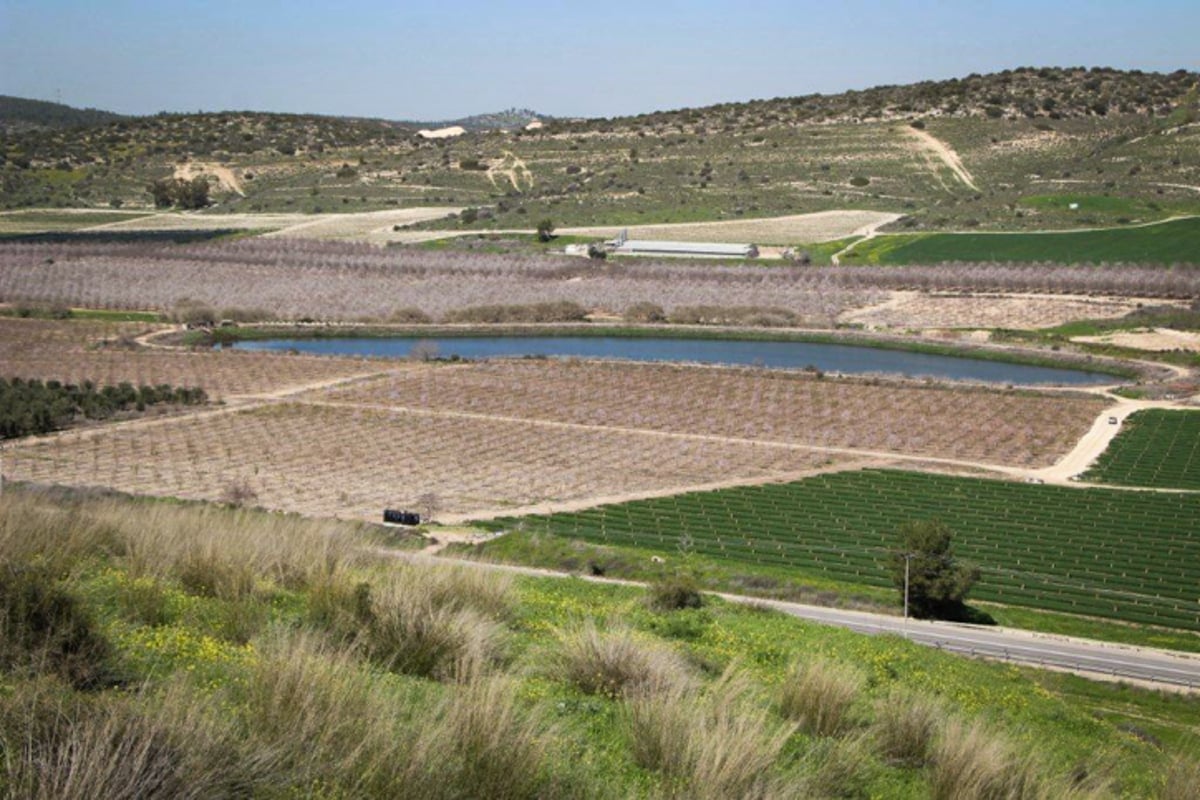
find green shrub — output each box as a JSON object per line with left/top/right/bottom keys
{"left": 0, "top": 565, "right": 114, "bottom": 688}
{"left": 647, "top": 574, "right": 703, "bottom": 611}
{"left": 849, "top": 175, "right": 870, "bottom": 187}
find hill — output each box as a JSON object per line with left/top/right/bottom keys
{"left": 434, "top": 107, "right": 547, "bottom": 131}
{"left": 1, "top": 67, "right": 1196, "bottom": 238}
{"left": 0, "top": 94, "right": 126, "bottom": 132}
{"left": 556, "top": 66, "right": 1198, "bottom": 132}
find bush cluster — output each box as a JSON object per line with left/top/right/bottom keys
{"left": 0, "top": 377, "right": 207, "bottom": 439}
{"left": 442, "top": 300, "right": 588, "bottom": 324}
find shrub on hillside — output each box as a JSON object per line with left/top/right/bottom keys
{"left": 623, "top": 301, "right": 666, "bottom": 323}
{"left": 647, "top": 574, "right": 703, "bottom": 611}
{"left": 0, "top": 566, "right": 114, "bottom": 688}
{"left": 442, "top": 300, "right": 587, "bottom": 324}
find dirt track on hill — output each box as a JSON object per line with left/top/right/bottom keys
{"left": 903, "top": 126, "right": 979, "bottom": 191}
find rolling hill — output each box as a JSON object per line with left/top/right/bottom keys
{"left": 1, "top": 67, "right": 1196, "bottom": 237}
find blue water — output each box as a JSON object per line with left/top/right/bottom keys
{"left": 232, "top": 335, "right": 1114, "bottom": 385}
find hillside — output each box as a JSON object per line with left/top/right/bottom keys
{"left": 1, "top": 67, "right": 1197, "bottom": 235}
{"left": 0, "top": 95, "right": 126, "bottom": 133}
{"left": 0, "top": 486, "right": 1196, "bottom": 798}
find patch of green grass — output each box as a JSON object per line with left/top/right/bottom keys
{"left": 0, "top": 209, "right": 151, "bottom": 233}
{"left": 1082, "top": 409, "right": 1200, "bottom": 490}
{"left": 842, "top": 216, "right": 1200, "bottom": 265}
{"left": 1018, "top": 193, "right": 1184, "bottom": 217}
{"left": 0, "top": 305, "right": 162, "bottom": 323}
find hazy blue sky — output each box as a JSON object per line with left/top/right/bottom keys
{"left": 2, "top": 1, "right": 1197, "bottom": 120}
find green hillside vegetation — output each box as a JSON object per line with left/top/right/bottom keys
{"left": 840, "top": 216, "right": 1200, "bottom": 264}
{"left": 1, "top": 487, "right": 1196, "bottom": 798}
{"left": 1082, "top": 409, "right": 1200, "bottom": 489}
{"left": 0, "top": 95, "right": 126, "bottom": 132}
{"left": 2, "top": 68, "right": 1196, "bottom": 236}
{"left": 483, "top": 470, "right": 1200, "bottom": 631}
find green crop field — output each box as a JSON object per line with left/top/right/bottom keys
{"left": 487, "top": 470, "right": 1200, "bottom": 630}
{"left": 1082, "top": 409, "right": 1200, "bottom": 490}
{"left": 840, "top": 216, "right": 1200, "bottom": 265}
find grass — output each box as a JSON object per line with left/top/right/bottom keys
{"left": 1, "top": 485, "right": 1198, "bottom": 797}
{"left": 483, "top": 469, "right": 1200, "bottom": 631}
{"left": 1081, "top": 409, "right": 1200, "bottom": 490}
{"left": 841, "top": 216, "right": 1200, "bottom": 265}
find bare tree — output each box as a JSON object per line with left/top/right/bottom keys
{"left": 417, "top": 492, "right": 440, "bottom": 523}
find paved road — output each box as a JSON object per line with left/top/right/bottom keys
{"left": 723, "top": 594, "right": 1200, "bottom": 690}
{"left": 392, "top": 550, "right": 1200, "bottom": 691}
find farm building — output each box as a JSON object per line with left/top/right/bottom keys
{"left": 605, "top": 230, "right": 758, "bottom": 259}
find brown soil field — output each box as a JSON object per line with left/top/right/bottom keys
{"left": 313, "top": 360, "right": 1109, "bottom": 468}
{"left": 840, "top": 291, "right": 1175, "bottom": 330}
{"left": 5, "top": 401, "right": 845, "bottom": 520}
{"left": 0, "top": 318, "right": 393, "bottom": 399}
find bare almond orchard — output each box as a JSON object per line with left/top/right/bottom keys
{"left": 2, "top": 317, "right": 1117, "bottom": 522}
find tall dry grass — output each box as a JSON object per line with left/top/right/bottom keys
{"left": 623, "top": 667, "right": 796, "bottom": 800}
{"left": 0, "top": 492, "right": 117, "bottom": 574}
{"left": 1161, "top": 756, "right": 1200, "bottom": 800}
{"left": 930, "top": 719, "right": 1111, "bottom": 800}
{"left": 777, "top": 657, "right": 863, "bottom": 737}
{"left": 308, "top": 563, "right": 513, "bottom": 681}
{"left": 550, "top": 622, "right": 693, "bottom": 697}
{"left": 0, "top": 677, "right": 254, "bottom": 800}
{"left": 869, "top": 688, "right": 943, "bottom": 766}
{"left": 96, "top": 501, "right": 360, "bottom": 599}
{"left": 235, "top": 628, "right": 554, "bottom": 799}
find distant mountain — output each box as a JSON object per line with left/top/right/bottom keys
{"left": 0, "top": 95, "right": 127, "bottom": 132}
{"left": 415, "top": 108, "right": 547, "bottom": 132}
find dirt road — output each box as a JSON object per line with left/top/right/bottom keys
{"left": 903, "top": 126, "right": 979, "bottom": 192}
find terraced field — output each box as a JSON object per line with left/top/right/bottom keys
{"left": 486, "top": 469, "right": 1200, "bottom": 630}
{"left": 1082, "top": 409, "right": 1200, "bottom": 489}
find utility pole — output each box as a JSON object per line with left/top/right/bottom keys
{"left": 902, "top": 552, "right": 913, "bottom": 637}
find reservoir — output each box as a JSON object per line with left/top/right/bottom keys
{"left": 233, "top": 335, "right": 1114, "bottom": 385}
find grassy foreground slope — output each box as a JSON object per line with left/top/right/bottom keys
{"left": 1082, "top": 409, "right": 1200, "bottom": 490}
{"left": 485, "top": 470, "right": 1200, "bottom": 631}
{"left": 842, "top": 216, "right": 1200, "bottom": 265}
{"left": 2, "top": 487, "right": 1197, "bottom": 798}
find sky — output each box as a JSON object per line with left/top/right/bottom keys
{"left": 2, "top": 0, "right": 1198, "bottom": 121}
